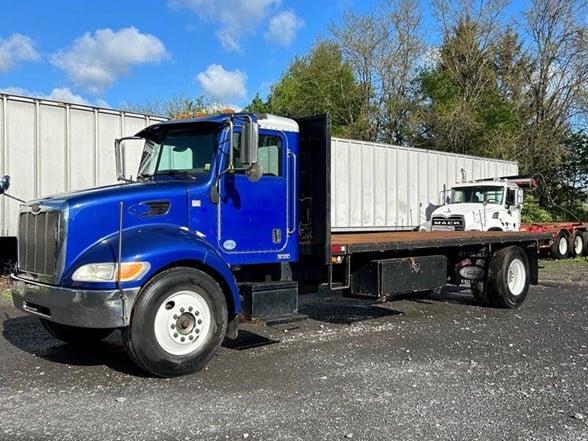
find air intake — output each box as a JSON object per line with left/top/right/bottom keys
{"left": 144, "top": 201, "right": 171, "bottom": 217}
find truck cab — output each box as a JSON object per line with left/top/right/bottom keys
{"left": 8, "top": 113, "right": 302, "bottom": 376}
{"left": 428, "top": 181, "right": 524, "bottom": 232}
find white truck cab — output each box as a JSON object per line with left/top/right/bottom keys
{"left": 428, "top": 180, "right": 524, "bottom": 232}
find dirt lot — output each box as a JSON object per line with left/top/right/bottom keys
{"left": 0, "top": 260, "right": 586, "bottom": 441}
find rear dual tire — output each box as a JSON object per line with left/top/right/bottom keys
{"left": 121, "top": 267, "right": 228, "bottom": 377}
{"left": 471, "top": 246, "right": 530, "bottom": 308}
{"left": 551, "top": 232, "right": 570, "bottom": 259}
{"left": 571, "top": 231, "right": 585, "bottom": 257}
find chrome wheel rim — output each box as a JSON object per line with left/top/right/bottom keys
{"left": 558, "top": 237, "right": 568, "bottom": 255}
{"left": 574, "top": 235, "right": 583, "bottom": 255}
{"left": 154, "top": 290, "right": 212, "bottom": 356}
{"left": 507, "top": 258, "right": 526, "bottom": 296}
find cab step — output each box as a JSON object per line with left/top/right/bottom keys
{"left": 239, "top": 281, "right": 298, "bottom": 321}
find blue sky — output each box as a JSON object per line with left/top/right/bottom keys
{"left": 0, "top": 0, "right": 529, "bottom": 112}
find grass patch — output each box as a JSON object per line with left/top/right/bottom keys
{"left": 0, "top": 276, "right": 11, "bottom": 300}
{"left": 542, "top": 256, "right": 588, "bottom": 268}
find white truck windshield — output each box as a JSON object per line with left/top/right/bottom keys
{"left": 451, "top": 186, "right": 504, "bottom": 204}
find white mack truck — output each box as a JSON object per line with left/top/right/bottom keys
{"left": 427, "top": 177, "right": 529, "bottom": 232}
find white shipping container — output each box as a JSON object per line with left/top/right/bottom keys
{"left": 1, "top": 97, "right": 518, "bottom": 237}
{"left": 331, "top": 137, "right": 518, "bottom": 231}
{"left": 0, "top": 93, "right": 167, "bottom": 237}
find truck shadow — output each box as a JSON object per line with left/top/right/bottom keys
{"left": 2, "top": 315, "right": 149, "bottom": 377}
{"left": 222, "top": 330, "right": 279, "bottom": 350}
{"left": 2, "top": 288, "right": 480, "bottom": 376}
{"left": 407, "top": 287, "right": 480, "bottom": 307}
{"left": 298, "top": 297, "right": 403, "bottom": 325}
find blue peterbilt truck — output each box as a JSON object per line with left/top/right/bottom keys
{"left": 1, "top": 113, "right": 550, "bottom": 377}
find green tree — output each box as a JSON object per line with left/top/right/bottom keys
{"left": 245, "top": 40, "right": 365, "bottom": 138}
{"left": 123, "top": 95, "right": 235, "bottom": 118}
{"left": 243, "top": 93, "right": 272, "bottom": 114}
{"left": 551, "top": 131, "right": 588, "bottom": 220}
{"left": 520, "top": 0, "right": 588, "bottom": 205}
{"left": 417, "top": 19, "right": 527, "bottom": 159}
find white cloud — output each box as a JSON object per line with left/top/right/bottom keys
{"left": 0, "top": 86, "right": 109, "bottom": 107}
{"left": 0, "top": 34, "right": 39, "bottom": 72}
{"left": 265, "top": 10, "right": 304, "bottom": 46}
{"left": 50, "top": 27, "right": 168, "bottom": 93}
{"left": 169, "top": 0, "right": 281, "bottom": 52}
{"left": 196, "top": 64, "right": 247, "bottom": 102}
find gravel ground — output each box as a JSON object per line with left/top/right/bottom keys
{"left": 0, "top": 260, "right": 586, "bottom": 441}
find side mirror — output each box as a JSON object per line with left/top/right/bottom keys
{"left": 115, "top": 139, "right": 126, "bottom": 181}
{"left": 516, "top": 190, "right": 524, "bottom": 207}
{"left": 240, "top": 121, "right": 259, "bottom": 166}
{"left": 0, "top": 175, "right": 10, "bottom": 194}
{"left": 115, "top": 137, "right": 143, "bottom": 183}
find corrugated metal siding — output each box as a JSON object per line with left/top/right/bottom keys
{"left": 331, "top": 137, "right": 518, "bottom": 231}
{"left": 0, "top": 94, "right": 166, "bottom": 237}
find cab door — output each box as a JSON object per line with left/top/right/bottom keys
{"left": 218, "top": 130, "right": 289, "bottom": 261}
{"left": 505, "top": 187, "right": 521, "bottom": 230}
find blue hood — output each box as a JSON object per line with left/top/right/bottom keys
{"left": 32, "top": 181, "right": 191, "bottom": 279}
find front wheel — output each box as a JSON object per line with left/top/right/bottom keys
{"left": 40, "top": 319, "right": 114, "bottom": 344}
{"left": 121, "top": 267, "right": 228, "bottom": 377}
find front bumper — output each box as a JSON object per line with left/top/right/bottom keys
{"left": 11, "top": 275, "right": 140, "bottom": 328}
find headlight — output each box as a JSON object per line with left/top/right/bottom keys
{"left": 72, "top": 262, "right": 150, "bottom": 282}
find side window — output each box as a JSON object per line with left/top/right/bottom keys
{"left": 506, "top": 189, "right": 516, "bottom": 207}
{"left": 233, "top": 133, "right": 283, "bottom": 177}
{"left": 257, "top": 135, "right": 282, "bottom": 176}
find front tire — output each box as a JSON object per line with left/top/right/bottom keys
{"left": 40, "top": 319, "right": 113, "bottom": 344}
{"left": 551, "top": 231, "right": 569, "bottom": 259}
{"left": 122, "top": 267, "right": 227, "bottom": 377}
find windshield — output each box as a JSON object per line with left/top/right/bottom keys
{"left": 451, "top": 186, "right": 504, "bottom": 204}
{"left": 138, "top": 125, "right": 219, "bottom": 179}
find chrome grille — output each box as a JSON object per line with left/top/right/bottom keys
{"left": 431, "top": 215, "right": 465, "bottom": 231}
{"left": 18, "top": 210, "right": 62, "bottom": 276}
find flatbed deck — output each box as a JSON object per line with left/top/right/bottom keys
{"left": 331, "top": 230, "right": 552, "bottom": 254}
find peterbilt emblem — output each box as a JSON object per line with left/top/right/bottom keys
{"left": 30, "top": 204, "right": 42, "bottom": 214}
{"left": 459, "top": 265, "right": 485, "bottom": 281}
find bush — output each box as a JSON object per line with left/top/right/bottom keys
{"left": 522, "top": 195, "right": 554, "bottom": 223}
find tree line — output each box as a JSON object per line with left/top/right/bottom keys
{"left": 128, "top": 0, "right": 588, "bottom": 220}
{"left": 245, "top": 0, "right": 587, "bottom": 220}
